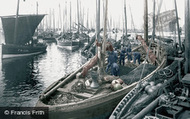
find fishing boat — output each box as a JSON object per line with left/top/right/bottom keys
{"left": 56, "top": 32, "right": 80, "bottom": 51}
{"left": 1, "top": 14, "right": 47, "bottom": 59}
{"left": 42, "top": 32, "right": 57, "bottom": 43}
{"left": 0, "top": 0, "right": 47, "bottom": 59}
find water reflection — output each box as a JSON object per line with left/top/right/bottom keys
{"left": 0, "top": 43, "right": 87, "bottom": 107}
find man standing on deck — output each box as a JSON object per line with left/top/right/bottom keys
{"left": 112, "top": 62, "right": 119, "bottom": 76}
{"left": 126, "top": 44, "right": 132, "bottom": 62}
{"left": 119, "top": 48, "right": 126, "bottom": 66}
{"left": 133, "top": 52, "right": 141, "bottom": 65}
{"left": 113, "top": 47, "right": 118, "bottom": 62}
{"left": 106, "top": 51, "right": 116, "bottom": 73}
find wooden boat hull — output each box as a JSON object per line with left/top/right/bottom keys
{"left": 2, "top": 44, "right": 47, "bottom": 59}
{"left": 36, "top": 44, "right": 167, "bottom": 119}
{"left": 37, "top": 83, "right": 135, "bottom": 119}
{"left": 57, "top": 39, "right": 80, "bottom": 51}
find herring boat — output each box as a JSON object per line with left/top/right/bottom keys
{"left": 56, "top": 32, "right": 80, "bottom": 51}
{"left": 57, "top": 38, "right": 80, "bottom": 51}
{"left": 36, "top": 35, "right": 167, "bottom": 118}
{"left": 1, "top": 14, "right": 47, "bottom": 59}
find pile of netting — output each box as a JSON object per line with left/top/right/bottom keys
{"left": 71, "top": 80, "right": 86, "bottom": 93}
{"left": 120, "top": 64, "right": 157, "bottom": 85}
{"left": 47, "top": 92, "right": 82, "bottom": 105}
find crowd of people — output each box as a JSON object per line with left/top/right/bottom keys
{"left": 106, "top": 43, "right": 141, "bottom": 76}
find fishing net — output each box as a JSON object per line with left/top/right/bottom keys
{"left": 120, "top": 64, "right": 157, "bottom": 85}
{"left": 71, "top": 80, "right": 86, "bottom": 93}
{"left": 47, "top": 92, "right": 82, "bottom": 105}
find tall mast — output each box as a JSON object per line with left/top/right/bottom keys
{"left": 152, "top": 0, "right": 156, "bottom": 41}
{"left": 129, "top": 5, "right": 136, "bottom": 33}
{"left": 87, "top": 8, "right": 89, "bottom": 29}
{"left": 144, "top": 0, "right": 148, "bottom": 45}
{"left": 70, "top": 2, "right": 72, "bottom": 33}
{"left": 36, "top": 2, "right": 39, "bottom": 35}
{"left": 96, "top": 0, "right": 100, "bottom": 41}
{"left": 82, "top": 7, "right": 84, "bottom": 33}
{"left": 65, "top": 2, "right": 67, "bottom": 32}
{"left": 77, "top": 0, "right": 80, "bottom": 33}
{"left": 53, "top": 9, "right": 55, "bottom": 32}
{"left": 59, "top": 4, "right": 62, "bottom": 31}
{"left": 13, "top": 0, "right": 20, "bottom": 44}
{"left": 101, "top": 0, "right": 108, "bottom": 73}
{"left": 185, "top": 0, "right": 190, "bottom": 73}
{"left": 49, "top": 8, "right": 52, "bottom": 30}
{"left": 174, "top": 0, "right": 182, "bottom": 52}
{"left": 124, "top": 0, "right": 127, "bottom": 40}
{"left": 46, "top": 11, "right": 48, "bottom": 30}
{"left": 36, "top": 2, "right": 38, "bottom": 15}
{"left": 96, "top": 0, "right": 101, "bottom": 75}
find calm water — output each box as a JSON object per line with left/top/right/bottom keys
{"left": 0, "top": 43, "right": 87, "bottom": 107}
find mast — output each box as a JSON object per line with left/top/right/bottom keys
{"left": 129, "top": 5, "right": 136, "bottom": 33}
{"left": 36, "top": 2, "right": 38, "bottom": 35}
{"left": 174, "top": 0, "right": 182, "bottom": 52}
{"left": 49, "top": 8, "right": 52, "bottom": 30}
{"left": 77, "top": 0, "right": 80, "bottom": 33}
{"left": 155, "top": 0, "right": 163, "bottom": 58}
{"left": 87, "top": 9, "right": 89, "bottom": 29}
{"left": 124, "top": 0, "right": 127, "bottom": 40}
{"left": 185, "top": 0, "right": 190, "bottom": 73}
{"left": 59, "top": 4, "right": 62, "bottom": 31}
{"left": 122, "top": 13, "right": 124, "bottom": 49}
{"left": 144, "top": 0, "right": 148, "bottom": 45}
{"left": 101, "top": 0, "right": 108, "bottom": 74}
{"left": 96, "top": 0, "right": 100, "bottom": 41}
{"left": 65, "top": 2, "right": 67, "bottom": 32}
{"left": 152, "top": 0, "right": 156, "bottom": 42}
{"left": 53, "top": 9, "right": 55, "bottom": 32}
{"left": 96, "top": 0, "right": 101, "bottom": 75}
{"left": 13, "top": 0, "right": 20, "bottom": 44}
{"left": 70, "top": 2, "right": 72, "bottom": 33}
{"left": 36, "top": 2, "right": 38, "bottom": 15}
{"left": 62, "top": 2, "right": 66, "bottom": 33}
{"left": 82, "top": 7, "right": 84, "bottom": 33}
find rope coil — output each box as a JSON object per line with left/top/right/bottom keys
{"left": 158, "top": 68, "right": 173, "bottom": 78}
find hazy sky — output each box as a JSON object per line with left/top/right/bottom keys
{"left": 0, "top": 0, "right": 185, "bottom": 29}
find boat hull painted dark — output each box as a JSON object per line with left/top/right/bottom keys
{"left": 2, "top": 44, "right": 47, "bottom": 59}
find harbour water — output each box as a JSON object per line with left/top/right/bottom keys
{"left": 0, "top": 43, "right": 87, "bottom": 107}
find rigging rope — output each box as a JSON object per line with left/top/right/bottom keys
{"left": 139, "top": 0, "right": 163, "bottom": 81}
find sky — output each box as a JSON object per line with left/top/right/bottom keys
{"left": 0, "top": 0, "right": 185, "bottom": 30}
